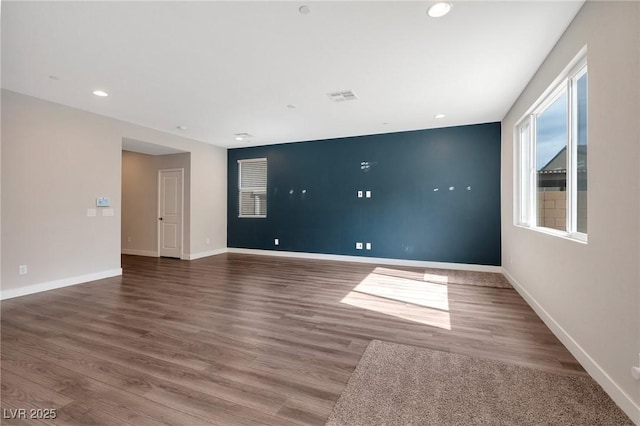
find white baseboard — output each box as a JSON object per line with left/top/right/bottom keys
{"left": 121, "top": 248, "right": 227, "bottom": 260}
{"left": 0, "top": 268, "right": 123, "bottom": 301}
{"left": 182, "top": 248, "right": 228, "bottom": 260}
{"left": 502, "top": 268, "right": 640, "bottom": 424}
{"left": 121, "top": 249, "right": 158, "bottom": 257}
{"left": 227, "top": 248, "right": 502, "bottom": 273}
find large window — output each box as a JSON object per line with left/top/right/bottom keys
{"left": 516, "top": 52, "right": 587, "bottom": 241}
{"left": 238, "top": 158, "right": 267, "bottom": 218}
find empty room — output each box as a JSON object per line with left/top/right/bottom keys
{"left": 1, "top": 1, "right": 639, "bottom": 425}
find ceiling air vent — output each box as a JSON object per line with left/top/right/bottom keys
{"left": 327, "top": 90, "right": 358, "bottom": 102}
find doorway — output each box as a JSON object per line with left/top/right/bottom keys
{"left": 121, "top": 139, "right": 190, "bottom": 259}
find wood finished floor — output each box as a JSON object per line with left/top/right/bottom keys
{"left": 1, "top": 253, "right": 586, "bottom": 425}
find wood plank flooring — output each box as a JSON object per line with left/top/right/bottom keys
{"left": 1, "top": 253, "right": 585, "bottom": 425}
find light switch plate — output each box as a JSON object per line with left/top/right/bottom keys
{"left": 355, "top": 242, "right": 363, "bottom": 250}
{"left": 87, "top": 208, "right": 97, "bottom": 217}
{"left": 365, "top": 242, "right": 371, "bottom": 250}
{"left": 96, "top": 197, "right": 110, "bottom": 207}
{"left": 357, "top": 190, "right": 363, "bottom": 198}
{"left": 365, "top": 190, "right": 371, "bottom": 198}
{"left": 102, "top": 208, "right": 114, "bottom": 217}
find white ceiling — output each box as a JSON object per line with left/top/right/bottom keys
{"left": 2, "top": 1, "right": 584, "bottom": 149}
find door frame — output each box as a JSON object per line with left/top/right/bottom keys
{"left": 157, "top": 168, "right": 184, "bottom": 259}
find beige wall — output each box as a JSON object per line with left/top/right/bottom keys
{"left": 122, "top": 151, "right": 191, "bottom": 256}
{"left": 501, "top": 1, "right": 639, "bottom": 421}
{"left": 1, "top": 90, "right": 227, "bottom": 298}
{"left": 0, "top": 44, "right": 3, "bottom": 290}
{"left": 189, "top": 150, "right": 227, "bottom": 255}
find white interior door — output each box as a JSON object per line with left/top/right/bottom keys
{"left": 158, "top": 169, "right": 183, "bottom": 258}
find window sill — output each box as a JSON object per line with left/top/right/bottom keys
{"left": 515, "top": 223, "right": 588, "bottom": 244}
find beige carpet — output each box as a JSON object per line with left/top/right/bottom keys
{"left": 422, "top": 267, "right": 512, "bottom": 288}
{"left": 371, "top": 266, "right": 512, "bottom": 289}
{"left": 326, "top": 340, "right": 632, "bottom": 426}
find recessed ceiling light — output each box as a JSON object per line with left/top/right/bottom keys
{"left": 434, "top": 113, "right": 446, "bottom": 119}
{"left": 176, "top": 125, "right": 187, "bottom": 131}
{"left": 92, "top": 90, "right": 109, "bottom": 97}
{"left": 427, "top": 2, "right": 452, "bottom": 18}
{"left": 234, "top": 133, "right": 254, "bottom": 141}
{"left": 299, "top": 5, "right": 311, "bottom": 15}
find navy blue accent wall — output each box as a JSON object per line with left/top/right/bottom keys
{"left": 227, "top": 123, "right": 501, "bottom": 266}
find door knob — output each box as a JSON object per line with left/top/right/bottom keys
{"left": 159, "top": 217, "right": 163, "bottom": 221}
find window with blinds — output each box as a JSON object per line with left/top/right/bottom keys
{"left": 238, "top": 158, "right": 267, "bottom": 218}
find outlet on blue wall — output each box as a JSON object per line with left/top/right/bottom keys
{"left": 228, "top": 122, "right": 501, "bottom": 266}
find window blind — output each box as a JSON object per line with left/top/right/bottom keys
{"left": 238, "top": 158, "right": 267, "bottom": 217}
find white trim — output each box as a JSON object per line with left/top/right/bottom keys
{"left": 0, "top": 268, "right": 123, "bottom": 300}
{"left": 502, "top": 268, "right": 640, "bottom": 424}
{"left": 121, "top": 249, "right": 159, "bottom": 257}
{"left": 514, "top": 223, "right": 588, "bottom": 244}
{"left": 182, "top": 248, "right": 228, "bottom": 260}
{"left": 227, "top": 248, "right": 502, "bottom": 273}
{"left": 238, "top": 158, "right": 268, "bottom": 218}
{"left": 237, "top": 157, "right": 267, "bottom": 164}
{"left": 517, "top": 46, "right": 588, "bottom": 122}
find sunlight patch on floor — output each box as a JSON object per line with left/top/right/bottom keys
{"left": 340, "top": 267, "right": 451, "bottom": 330}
